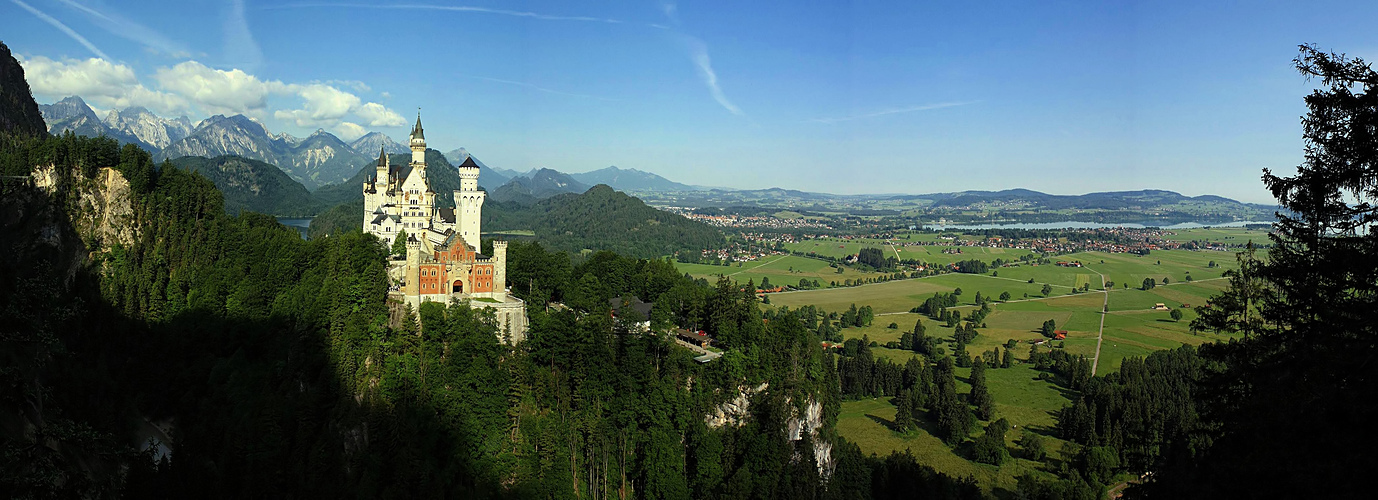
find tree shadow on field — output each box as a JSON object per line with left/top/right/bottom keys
{"left": 866, "top": 413, "right": 900, "bottom": 431}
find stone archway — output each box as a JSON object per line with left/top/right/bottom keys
{"left": 453, "top": 280, "right": 464, "bottom": 294}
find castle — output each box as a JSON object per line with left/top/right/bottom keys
{"left": 363, "top": 114, "right": 527, "bottom": 342}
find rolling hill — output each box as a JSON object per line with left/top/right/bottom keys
{"left": 168, "top": 155, "right": 322, "bottom": 216}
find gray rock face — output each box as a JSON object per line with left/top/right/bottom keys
{"left": 349, "top": 131, "right": 408, "bottom": 155}
{"left": 39, "top": 96, "right": 99, "bottom": 124}
{"left": 160, "top": 117, "right": 368, "bottom": 190}
{"left": 101, "top": 106, "right": 192, "bottom": 149}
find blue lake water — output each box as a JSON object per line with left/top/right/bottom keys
{"left": 923, "top": 221, "right": 1274, "bottom": 231}
{"left": 277, "top": 217, "right": 312, "bottom": 240}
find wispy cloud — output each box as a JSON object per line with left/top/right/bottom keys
{"left": 53, "top": 0, "right": 190, "bottom": 57}
{"left": 471, "top": 76, "right": 619, "bottom": 101}
{"left": 681, "top": 35, "right": 742, "bottom": 116}
{"left": 265, "top": 3, "right": 623, "bottom": 24}
{"left": 11, "top": 0, "right": 109, "bottom": 60}
{"left": 808, "top": 101, "right": 979, "bottom": 124}
{"left": 224, "top": 0, "right": 263, "bottom": 71}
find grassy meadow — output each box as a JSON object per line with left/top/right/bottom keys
{"left": 764, "top": 228, "right": 1256, "bottom": 494}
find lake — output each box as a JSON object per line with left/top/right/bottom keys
{"left": 277, "top": 217, "right": 312, "bottom": 240}
{"left": 924, "top": 220, "right": 1274, "bottom": 231}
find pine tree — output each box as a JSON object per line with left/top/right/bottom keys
{"left": 969, "top": 359, "right": 994, "bottom": 421}
{"left": 893, "top": 390, "right": 915, "bottom": 432}
{"left": 392, "top": 229, "right": 408, "bottom": 257}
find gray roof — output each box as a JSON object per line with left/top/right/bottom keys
{"left": 411, "top": 114, "right": 424, "bottom": 140}
{"left": 610, "top": 296, "right": 653, "bottom": 322}
{"left": 437, "top": 207, "right": 455, "bottom": 224}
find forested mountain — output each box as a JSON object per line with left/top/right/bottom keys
{"left": 490, "top": 167, "right": 589, "bottom": 203}
{"left": 920, "top": 188, "right": 1276, "bottom": 211}
{"left": 443, "top": 147, "right": 510, "bottom": 188}
{"left": 168, "top": 155, "right": 322, "bottom": 216}
{"left": 0, "top": 129, "right": 978, "bottom": 499}
{"left": 311, "top": 149, "right": 463, "bottom": 207}
{"left": 159, "top": 117, "right": 368, "bottom": 190}
{"left": 495, "top": 185, "right": 724, "bottom": 258}
{"left": 0, "top": 41, "right": 45, "bottom": 137}
{"left": 570, "top": 165, "right": 697, "bottom": 192}
{"left": 310, "top": 183, "right": 725, "bottom": 258}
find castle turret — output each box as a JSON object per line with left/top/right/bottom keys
{"left": 453, "top": 155, "right": 485, "bottom": 248}
{"left": 493, "top": 241, "right": 507, "bottom": 301}
{"left": 410, "top": 113, "right": 426, "bottom": 166}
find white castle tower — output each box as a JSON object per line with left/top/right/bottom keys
{"left": 454, "top": 154, "right": 485, "bottom": 248}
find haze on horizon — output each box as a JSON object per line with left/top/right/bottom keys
{"left": 4, "top": 0, "right": 1377, "bottom": 204}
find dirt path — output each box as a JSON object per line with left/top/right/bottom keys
{"left": 1083, "top": 267, "right": 1109, "bottom": 375}
{"left": 726, "top": 255, "right": 788, "bottom": 277}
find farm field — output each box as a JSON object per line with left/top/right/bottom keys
{"left": 675, "top": 254, "right": 873, "bottom": 289}
{"left": 784, "top": 237, "right": 1037, "bottom": 266}
{"left": 787, "top": 241, "right": 1251, "bottom": 493}
{"left": 1157, "top": 227, "right": 1271, "bottom": 244}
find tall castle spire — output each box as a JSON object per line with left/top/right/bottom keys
{"left": 409, "top": 109, "right": 426, "bottom": 165}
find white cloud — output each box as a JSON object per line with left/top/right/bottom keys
{"left": 682, "top": 35, "right": 743, "bottom": 116}
{"left": 356, "top": 102, "right": 406, "bottom": 127}
{"left": 19, "top": 55, "right": 189, "bottom": 115}
{"left": 808, "top": 101, "right": 979, "bottom": 124}
{"left": 333, "top": 121, "right": 368, "bottom": 141}
{"left": 152, "top": 60, "right": 290, "bottom": 115}
{"left": 269, "top": 3, "right": 623, "bottom": 24}
{"left": 274, "top": 84, "right": 361, "bottom": 126}
{"left": 22, "top": 52, "right": 406, "bottom": 135}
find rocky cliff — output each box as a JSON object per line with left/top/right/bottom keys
{"left": 0, "top": 41, "right": 47, "bottom": 138}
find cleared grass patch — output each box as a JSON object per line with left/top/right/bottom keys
{"left": 837, "top": 362, "right": 1073, "bottom": 494}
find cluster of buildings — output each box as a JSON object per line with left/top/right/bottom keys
{"left": 659, "top": 207, "right": 834, "bottom": 230}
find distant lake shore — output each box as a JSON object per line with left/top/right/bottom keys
{"left": 924, "top": 220, "right": 1274, "bottom": 231}
{"left": 277, "top": 217, "right": 312, "bottom": 240}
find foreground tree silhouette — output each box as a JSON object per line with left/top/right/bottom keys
{"left": 1139, "top": 44, "right": 1378, "bottom": 499}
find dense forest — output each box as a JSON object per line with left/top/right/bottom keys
{"left": 0, "top": 126, "right": 977, "bottom": 497}
{"left": 310, "top": 181, "right": 724, "bottom": 259}
{"left": 5, "top": 43, "right": 1378, "bottom": 499}
{"left": 169, "top": 155, "right": 325, "bottom": 217}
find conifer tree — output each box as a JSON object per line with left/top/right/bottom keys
{"left": 893, "top": 390, "right": 915, "bottom": 432}
{"left": 969, "top": 359, "right": 995, "bottom": 420}
{"left": 392, "top": 229, "right": 408, "bottom": 257}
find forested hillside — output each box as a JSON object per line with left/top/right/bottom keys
{"left": 310, "top": 183, "right": 724, "bottom": 259}
{"left": 492, "top": 185, "right": 725, "bottom": 258}
{"left": 311, "top": 149, "right": 461, "bottom": 208}
{"left": 169, "top": 155, "right": 323, "bottom": 216}
{"left": 1, "top": 128, "right": 972, "bottom": 497}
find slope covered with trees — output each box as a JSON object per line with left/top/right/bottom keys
{"left": 0, "top": 131, "right": 975, "bottom": 498}
{"left": 169, "top": 155, "right": 323, "bottom": 216}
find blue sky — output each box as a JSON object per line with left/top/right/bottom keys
{"left": 4, "top": 0, "right": 1377, "bottom": 202}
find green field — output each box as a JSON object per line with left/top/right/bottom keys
{"left": 837, "top": 363, "right": 1072, "bottom": 494}
{"left": 783, "top": 237, "right": 1038, "bottom": 266}
{"left": 787, "top": 243, "right": 1251, "bottom": 493}
{"left": 675, "top": 254, "right": 875, "bottom": 289}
